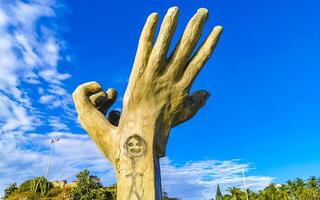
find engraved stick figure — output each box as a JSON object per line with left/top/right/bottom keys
{"left": 126, "top": 158, "right": 143, "bottom": 200}
{"left": 124, "top": 135, "right": 147, "bottom": 200}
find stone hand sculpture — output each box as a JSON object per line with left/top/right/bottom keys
{"left": 73, "top": 7, "right": 222, "bottom": 200}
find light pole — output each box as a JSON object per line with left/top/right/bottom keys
{"left": 45, "top": 138, "right": 59, "bottom": 179}
{"left": 242, "top": 167, "right": 249, "bottom": 200}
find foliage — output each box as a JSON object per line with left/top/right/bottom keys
{"left": 71, "top": 169, "right": 116, "bottom": 200}
{"left": 2, "top": 169, "right": 190, "bottom": 200}
{"left": 2, "top": 177, "right": 53, "bottom": 200}
{"left": 4, "top": 175, "right": 320, "bottom": 200}
{"left": 46, "top": 186, "right": 64, "bottom": 198}
{"left": 31, "top": 177, "right": 52, "bottom": 195}
{"left": 17, "top": 176, "right": 52, "bottom": 195}
{"left": 216, "top": 184, "right": 223, "bottom": 200}
{"left": 162, "top": 190, "right": 180, "bottom": 200}
{"left": 2, "top": 183, "right": 18, "bottom": 199}
{"left": 217, "top": 176, "right": 320, "bottom": 200}
{"left": 5, "top": 191, "right": 40, "bottom": 200}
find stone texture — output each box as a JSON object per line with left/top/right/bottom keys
{"left": 73, "top": 6, "right": 222, "bottom": 200}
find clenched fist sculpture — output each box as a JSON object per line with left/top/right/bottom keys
{"left": 73, "top": 7, "right": 222, "bottom": 200}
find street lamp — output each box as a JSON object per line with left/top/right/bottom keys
{"left": 45, "top": 137, "right": 59, "bottom": 179}
{"left": 242, "top": 167, "right": 249, "bottom": 200}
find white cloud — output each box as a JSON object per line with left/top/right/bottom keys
{"left": 161, "top": 158, "right": 272, "bottom": 199}
{"left": 39, "top": 94, "right": 55, "bottom": 104}
{"left": 0, "top": 8, "right": 8, "bottom": 26}
{"left": 0, "top": 0, "right": 73, "bottom": 135}
{"left": 48, "top": 116, "right": 69, "bottom": 131}
{"left": 39, "top": 69, "right": 71, "bottom": 85}
{"left": 0, "top": 92, "right": 38, "bottom": 133}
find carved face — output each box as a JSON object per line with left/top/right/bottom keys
{"left": 125, "top": 135, "right": 146, "bottom": 157}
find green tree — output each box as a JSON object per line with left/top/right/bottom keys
{"left": 2, "top": 183, "right": 18, "bottom": 199}
{"left": 305, "top": 176, "right": 318, "bottom": 199}
{"left": 294, "top": 178, "right": 305, "bottom": 189}
{"left": 287, "top": 179, "right": 298, "bottom": 199}
{"left": 294, "top": 178, "right": 305, "bottom": 198}
{"left": 307, "top": 176, "right": 318, "bottom": 190}
{"left": 276, "top": 184, "right": 289, "bottom": 200}
{"left": 162, "top": 190, "right": 179, "bottom": 200}
{"left": 263, "top": 183, "right": 278, "bottom": 200}
{"left": 246, "top": 189, "right": 258, "bottom": 200}
{"left": 216, "top": 184, "right": 223, "bottom": 200}
{"left": 228, "top": 187, "right": 245, "bottom": 200}
{"left": 17, "top": 177, "right": 52, "bottom": 194}
{"left": 71, "top": 169, "right": 115, "bottom": 200}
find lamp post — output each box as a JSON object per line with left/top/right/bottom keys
{"left": 45, "top": 138, "right": 59, "bottom": 179}
{"left": 242, "top": 167, "right": 249, "bottom": 200}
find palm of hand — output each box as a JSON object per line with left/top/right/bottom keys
{"left": 122, "top": 7, "right": 222, "bottom": 128}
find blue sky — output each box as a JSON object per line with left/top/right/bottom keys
{"left": 0, "top": 0, "right": 319, "bottom": 199}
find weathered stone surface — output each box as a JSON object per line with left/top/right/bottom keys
{"left": 73, "top": 6, "right": 222, "bottom": 200}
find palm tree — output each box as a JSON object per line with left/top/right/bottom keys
{"left": 215, "top": 177, "right": 320, "bottom": 200}
{"left": 287, "top": 179, "right": 297, "bottom": 199}
{"left": 294, "top": 178, "right": 305, "bottom": 198}
{"left": 264, "top": 183, "right": 278, "bottom": 200}
{"left": 277, "top": 184, "right": 289, "bottom": 200}
{"left": 228, "top": 187, "right": 244, "bottom": 200}
{"left": 246, "top": 189, "right": 258, "bottom": 200}
{"left": 307, "top": 176, "right": 319, "bottom": 199}
{"left": 307, "top": 176, "right": 318, "bottom": 189}
{"left": 294, "top": 178, "right": 305, "bottom": 188}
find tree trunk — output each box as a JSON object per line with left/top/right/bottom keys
{"left": 73, "top": 6, "right": 222, "bottom": 200}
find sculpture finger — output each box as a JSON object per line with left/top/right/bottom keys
{"left": 171, "top": 90, "right": 210, "bottom": 127}
{"left": 73, "top": 81, "right": 103, "bottom": 105}
{"left": 123, "top": 14, "right": 158, "bottom": 105}
{"left": 129, "top": 13, "right": 158, "bottom": 84}
{"left": 90, "top": 91, "right": 108, "bottom": 113}
{"left": 90, "top": 88, "right": 118, "bottom": 115}
{"left": 166, "top": 8, "right": 208, "bottom": 80}
{"left": 72, "top": 81, "right": 115, "bottom": 128}
{"left": 146, "top": 7, "right": 179, "bottom": 76}
{"left": 106, "top": 88, "right": 117, "bottom": 102}
{"left": 180, "top": 26, "right": 223, "bottom": 89}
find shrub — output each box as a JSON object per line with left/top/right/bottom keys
{"left": 17, "top": 177, "right": 52, "bottom": 195}
{"left": 6, "top": 191, "right": 39, "bottom": 200}
{"left": 46, "top": 187, "right": 63, "bottom": 197}
{"left": 2, "top": 183, "right": 18, "bottom": 199}
{"left": 71, "top": 169, "right": 115, "bottom": 200}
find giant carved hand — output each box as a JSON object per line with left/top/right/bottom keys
{"left": 73, "top": 6, "right": 222, "bottom": 165}
{"left": 73, "top": 7, "right": 222, "bottom": 200}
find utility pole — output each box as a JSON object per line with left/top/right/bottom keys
{"left": 242, "top": 167, "right": 249, "bottom": 200}
{"left": 45, "top": 138, "right": 59, "bottom": 179}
